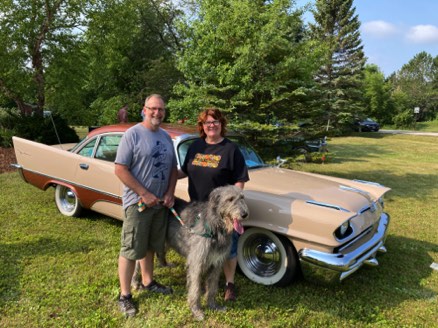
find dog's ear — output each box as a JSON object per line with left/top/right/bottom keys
{"left": 208, "top": 187, "right": 222, "bottom": 204}
{"left": 208, "top": 187, "right": 225, "bottom": 218}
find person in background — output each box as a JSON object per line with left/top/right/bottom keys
{"left": 117, "top": 104, "right": 129, "bottom": 123}
{"left": 114, "top": 94, "right": 177, "bottom": 317}
{"left": 179, "top": 107, "right": 249, "bottom": 301}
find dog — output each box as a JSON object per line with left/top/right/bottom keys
{"left": 165, "top": 185, "right": 249, "bottom": 320}
{"left": 131, "top": 185, "right": 249, "bottom": 320}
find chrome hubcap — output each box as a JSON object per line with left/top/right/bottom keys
{"left": 241, "top": 233, "right": 281, "bottom": 277}
{"left": 60, "top": 187, "right": 76, "bottom": 212}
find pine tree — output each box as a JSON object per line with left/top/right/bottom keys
{"left": 169, "top": 0, "right": 318, "bottom": 126}
{"left": 309, "top": 0, "right": 366, "bottom": 132}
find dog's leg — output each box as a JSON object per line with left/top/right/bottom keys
{"left": 205, "top": 265, "right": 226, "bottom": 311}
{"left": 131, "top": 260, "right": 142, "bottom": 290}
{"left": 186, "top": 255, "right": 205, "bottom": 321}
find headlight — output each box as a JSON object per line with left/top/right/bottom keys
{"left": 334, "top": 220, "right": 353, "bottom": 240}
{"left": 378, "top": 197, "right": 385, "bottom": 208}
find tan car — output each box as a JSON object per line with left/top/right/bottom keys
{"left": 12, "top": 123, "right": 391, "bottom": 286}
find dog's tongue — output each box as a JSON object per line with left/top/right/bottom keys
{"left": 233, "top": 218, "right": 244, "bottom": 234}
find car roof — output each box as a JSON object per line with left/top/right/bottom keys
{"left": 86, "top": 123, "right": 198, "bottom": 139}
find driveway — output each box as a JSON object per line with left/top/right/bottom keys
{"left": 379, "top": 129, "right": 438, "bottom": 137}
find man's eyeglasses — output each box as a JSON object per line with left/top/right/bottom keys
{"left": 203, "top": 120, "right": 220, "bottom": 126}
{"left": 145, "top": 106, "right": 165, "bottom": 113}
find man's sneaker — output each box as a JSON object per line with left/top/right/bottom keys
{"left": 139, "top": 280, "right": 173, "bottom": 294}
{"left": 118, "top": 294, "right": 137, "bottom": 317}
{"left": 224, "top": 282, "right": 236, "bottom": 301}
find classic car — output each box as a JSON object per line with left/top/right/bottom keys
{"left": 12, "top": 123, "right": 391, "bottom": 286}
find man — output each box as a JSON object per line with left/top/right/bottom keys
{"left": 117, "top": 104, "right": 128, "bottom": 123}
{"left": 114, "top": 94, "right": 177, "bottom": 317}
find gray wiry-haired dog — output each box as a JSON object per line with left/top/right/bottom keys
{"left": 167, "top": 185, "right": 249, "bottom": 320}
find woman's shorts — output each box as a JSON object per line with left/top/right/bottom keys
{"left": 229, "top": 231, "right": 239, "bottom": 259}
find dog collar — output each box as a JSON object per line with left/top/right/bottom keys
{"left": 188, "top": 213, "right": 215, "bottom": 239}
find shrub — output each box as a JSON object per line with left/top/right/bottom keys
{"left": 393, "top": 109, "right": 416, "bottom": 128}
{"left": 0, "top": 109, "right": 79, "bottom": 146}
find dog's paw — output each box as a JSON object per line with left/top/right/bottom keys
{"left": 209, "top": 303, "right": 226, "bottom": 312}
{"left": 191, "top": 307, "right": 205, "bottom": 321}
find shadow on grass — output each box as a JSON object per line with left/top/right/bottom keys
{"left": 232, "top": 234, "right": 437, "bottom": 326}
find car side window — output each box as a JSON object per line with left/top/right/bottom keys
{"left": 95, "top": 135, "right": 122, "bottom": 162}
{"left": 177, "top": 139, "right": 196, "bottom": 167}
{"left": 77, "top": 138, "right": 97, "bottom": 158}
{"left": 228, "top": 136, "right": 264, "bottom": 168}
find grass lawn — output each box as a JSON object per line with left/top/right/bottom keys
{"left": 1, "top": 132, "right": 437, "bottom": 327}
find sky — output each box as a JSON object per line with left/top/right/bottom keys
{"left": 299, "top": 0, "right": 438, "bottom": 77}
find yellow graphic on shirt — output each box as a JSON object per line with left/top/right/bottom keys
{"left": 192, "top": 153, "right": 222, "bottom": 168}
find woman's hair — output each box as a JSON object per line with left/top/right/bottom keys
{"left": 197, "top": 108, "right": 227, "bottom": 138}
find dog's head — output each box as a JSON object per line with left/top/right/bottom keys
{"left": 208, "top": 185, "right": 249, "bottom": 234}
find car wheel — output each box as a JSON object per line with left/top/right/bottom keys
{"left": 237, "top": 227, "right": 299, "bottom": 287}
{"left": 54, "top": 185, "right": 82, "bottom": 217}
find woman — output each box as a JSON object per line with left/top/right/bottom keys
{"left": 180, "top": 107, "right": 249, "bottom": 301}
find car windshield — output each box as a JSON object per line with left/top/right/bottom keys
{"left": 177, "top": 136, "right": 265, "bottom": 169}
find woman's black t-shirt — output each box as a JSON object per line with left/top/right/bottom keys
{"left": 181, "top": 138, "right": 249, "bottom": 202}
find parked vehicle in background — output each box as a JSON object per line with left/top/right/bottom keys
{"left": 354, "top": 118, "right": 380, "bottom": 132}
{"left": 12, "top": 123, "right": 390, "bottom": 287}
{"left": 290, "top": 135, "right": 328, "bottom": 154}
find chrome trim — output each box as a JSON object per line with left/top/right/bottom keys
{"left": 378, "top": 246, "right": 387, "bottom": 254}
{"left": 299, "top": 212, "right": 390, "bottom": 283}
{"left": 359, "top": 202, "right": 377, "bottom": 214}
{"left": 340, "top": 185, "right": 371, "bottom": 199}
{"left": 364, "top": 258, "right": 379, "bottom": 266}
{"left": 10, "top": 163, "right": 26, "bottom": 181}
{"left": 306, "top": 200, "right": 350, "bottom": 212}
{"left": 353, "top": 179, "right": 385, "bottom": 187}
{"left": 18, "top": 167, "right": 121, "bottom": 200}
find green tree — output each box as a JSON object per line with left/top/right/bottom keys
{"left": 0, "top": 0, "right": 88, "bottom": 116}
{"left": 390, "top": 51, "right": 438, "bottom": 122}
{"left": 82, "top": 0, "right": 182, "bottom": 125}
{"left": 362, "top": 64, "right": 394, "bottom": 124}
{"left": 309, "top": 0, "right": 366, "bottom": 132}
{"left": 169, "top": 0, "right": 320, "bottom": 126}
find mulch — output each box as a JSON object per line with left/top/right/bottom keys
{"left": 0, "top": 148, "right": 17, "bottom": 174}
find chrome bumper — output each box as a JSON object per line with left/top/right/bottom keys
{"left": 299, "top": 212, "right": 390, "bottom": 283}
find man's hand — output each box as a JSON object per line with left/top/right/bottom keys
{"left": 140, "top": 191, "right": 160, "bottom": 208}
{"left": 161, "top": 192, "right": 175, "bottom": 208}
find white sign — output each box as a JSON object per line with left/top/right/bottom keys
{"left": 414, "top": 107, "right": 420, "bottom": 114}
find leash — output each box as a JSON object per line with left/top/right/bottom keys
{"left": 169, "top": 206, "right": 185, "bottom": 226}
{"left": 139, "top": 199, "right": 214, "bottom": 238}
{"left": 168, "top": 206, "right": 214, "bottom": 239}
{"left": 138, "top": 199, "right": 185, "bottom": 227}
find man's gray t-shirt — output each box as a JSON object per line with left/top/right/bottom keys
{"left": 115, "top": 123, "right": 177, "bottom": 209}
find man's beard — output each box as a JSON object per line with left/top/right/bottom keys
{"left": 150, "top": 117, "right": 162, "bottom": 126}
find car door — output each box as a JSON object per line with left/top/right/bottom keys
{"left": 72, "top": 134, "right": 124, "bottom": 219}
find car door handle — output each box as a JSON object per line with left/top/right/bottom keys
{"left": 80, "top": 163, "right": 89, "bottom": 170}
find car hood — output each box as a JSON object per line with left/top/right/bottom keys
{"left": 246, "top": 166, "right": 389, "bottom": 212}
{"left": 243, "top": 166, "right": 390, "bottom": 248}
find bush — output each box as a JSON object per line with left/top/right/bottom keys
{"left": 0, "top": 109, "right": 79, "bottom": 146}
{"left": 393, "top": 109, "right": 416, "bottom": 128}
